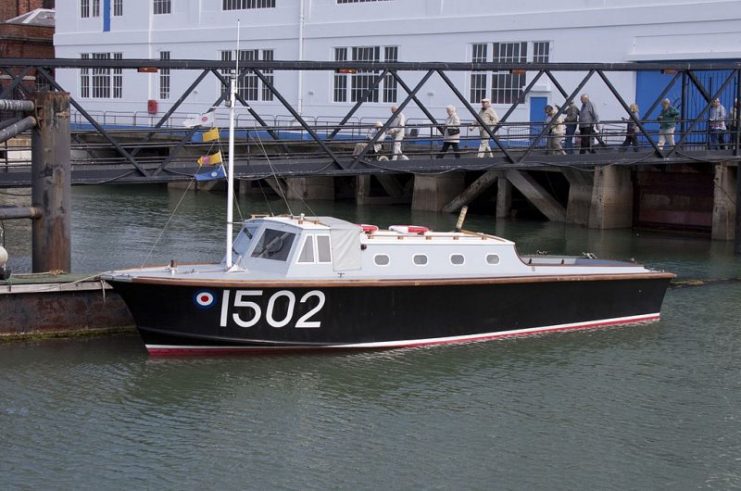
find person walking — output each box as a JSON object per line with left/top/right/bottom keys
{"left": 437, "top": 105, "right": 461, "bottom": 158}
{"left": 477, "top": 98, "right": 499, "bottom": 158}
{"left": 563, "top": 100, "right": 579, "bottom": 154}
{"left": 388, "top": 105, "right": 409, "bottom": 160}
{"left": 620, "top": 103, "right": 640, "bottom": 152}
{"left": 708, "top": 98, "right": 727, "bottom": 150}
{"left": 578, "top": 94, "right": 599, "bottom": 154}
{"left": 730, "top": 99, "right": 741, "bottom": 150}
{"left": 544, "top": 105, "right": 566, "bottom": 155}
{"left": 353, "top": 121, "right": 387, "bottom": 159}
{"left": 657, "top": 98, "right": 680, "bottom": 151}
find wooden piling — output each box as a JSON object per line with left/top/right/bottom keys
{"left": 31, "top": 92, "right": 71, "bottom": 273}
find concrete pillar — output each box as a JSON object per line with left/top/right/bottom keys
{"left": 285, "top": 177, "right": 335, "bottom": 200}
{"left": 32, "top": 92, "right": 71, "bottom": 273}
{"left": 355, "top": 175, "right": 372, "bottom": 205}
{"left": 588, "top": 165, "right": 633, "bottom": 229}
{"left": 412, "top": 173, "right": 465, "bottom": 211}
{"left": 562, "top": 168, "right": 594, "bottom": 226}
{"left": 712, "top": 162, "right": 736, "bottom": 241}
{"left": 496, "top": 177, "right": 512, "bottom": 218}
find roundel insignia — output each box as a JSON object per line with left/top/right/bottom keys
{"left": 193, "top": 290, "right": 216, "bottom": 309}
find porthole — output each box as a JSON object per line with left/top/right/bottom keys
{"left": 413, "top": 254, "right": 428, "bottom": 266}
{"left": 374, "top": 254, "right": 390, "bottom": 266}
{"left": 450, "top": 254, "right": 465, "bottom": 265}
{"left": 486, "top": 254, "right": 500, "bottom": 265}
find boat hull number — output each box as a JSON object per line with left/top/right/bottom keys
{"left": 219, "top": 290, "right": 325, "bottom": 329}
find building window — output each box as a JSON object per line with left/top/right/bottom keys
{"left": 470, "top": 43, "right": 488, "bottom": 103}
{"left": 160, "top": 51, "right": 170, "bottom": 100}
{"left": 533, "top": 41, "right": 550, "bottom": 63}
{"left": 220, "top": 49, "right": 274, "bottom": 102}
{"left": 80, "top": 52, "right": 123, "bottom": 99}
{"left": 114, "top": 0, "right": 123, "bottom": 16}
{"left": 333, "top": 48, "right": 348, "bottom": 102}
{"left": 333, "top": 45, "right": 399, "bottom": 103}
{"left": 383, "top": 46, "right": 398, "bottom": 103}
{"left": 113, "top": 53, "right": 122, "bottom": 98}
{"left": 468, "top": 41, "right": 549, "bottom": 104}
{"left": 81, "top": 0, "right": 101, "bottom": 17}
{"left": 491, "top": 42, "right": 527, "bottom": 104}
{"left": 223, "top": 0, "right": 276, "bottom": 9}
{"left": 80, "top": 53, "right": 90, "bottom": 98}
{"left": 153, "top": 0, "right": 171, "bottom": 14}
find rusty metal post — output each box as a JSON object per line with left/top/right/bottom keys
{"left": 31, "top": 92, "right": 71, "bottom": 273}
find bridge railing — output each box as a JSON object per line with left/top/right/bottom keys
{"left": 2, "top": 58, "right": 741, "bottom": 179}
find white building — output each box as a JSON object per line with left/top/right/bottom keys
{"left": 54, "top": 0, "right": 741, "bottom": 128}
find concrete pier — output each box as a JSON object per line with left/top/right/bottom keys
{"left": 412, "top": 173, "right": 465, "bottom": 211}
{"left": 712, "top": 162, "right": 737, "bottom": 241}
{"left": 0, "top": 275, "right": 133, "bottom": 340}
{"left": 588, "top": 165, "right": 633, "bottom": 229}
{"left": 285, "top": 177, "right": 335, "bottom": 200}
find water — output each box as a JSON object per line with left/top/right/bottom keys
{"left": 1, "top": 186, "right": 741, "bottom": 489}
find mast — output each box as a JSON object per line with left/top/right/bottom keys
{"left": 225, "top": 20, "right": 240, "bottom": 270}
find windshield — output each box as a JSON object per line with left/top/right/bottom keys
{"left": 251, "top": 228, "right": 296, "bottom": 261}
{"left": 233, "top": 225, "right": 258, "bottom": 256}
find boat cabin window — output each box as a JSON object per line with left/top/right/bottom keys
{"left": 316, "top": 235, "right": 331, "bottom": 263}
{"left": 297, "top": 236, "right": 315, "bottom": 263}
{"left": 486, "top": 254, "right": 500, "bottom": 265}
{"left": 251, "top": 228, "right": 296, "bottom": 261}
{"left": 233, "top": 225, "right": 258, "bottom": 256}
{"left": 413, "top": 254, "right": 428, "bottom": 266}
{"left": 374, "top": 254, "right": 390, "bottom": 266}
{"left": 450, "top": 254, "right": 465, "bottom": 265}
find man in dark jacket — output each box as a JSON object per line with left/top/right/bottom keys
{"left": 578, "top": 94, "right": 599, "bottom": 154}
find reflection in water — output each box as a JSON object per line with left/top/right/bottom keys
{"left": 1, "top": 186, "right": 741, "bottom": 488}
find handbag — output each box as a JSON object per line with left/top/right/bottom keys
{"left": 446, "top": 127, "right": 460, "bottom": 136}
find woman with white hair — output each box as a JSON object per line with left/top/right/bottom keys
{"left": 437, "top": 105, "right": 461, "bottom": 159}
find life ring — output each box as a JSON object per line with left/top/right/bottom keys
{"left": 389, "top": 225, "right": 429, "bottom": 235}
{"left": 360, "top": 224, "right": 379, "bottom": 234}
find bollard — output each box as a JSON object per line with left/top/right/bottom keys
{"left": 31, "top": 92, "right": 71, "bottom": 273}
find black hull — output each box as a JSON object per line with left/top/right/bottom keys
{"left": 108, "top": 274, "right": 672, "bottom": 355}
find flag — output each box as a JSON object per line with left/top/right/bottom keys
{"left": 197, "top": 151, "right": 223, "bottom": 166}
{"left": 195, "top": 165, "right": 226, "bottom": 182}
{"left": 202, "top": 127, "right": 220, "bottom": 142}
{"left": 183, "top": 110, "right": 215, "bottom": 128}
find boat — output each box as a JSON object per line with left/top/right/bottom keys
{"left": 100, "top": 39, "right": 674, "bottom": 356}
{"left": 102, "top": 214, "right": 673, "bottom": 355}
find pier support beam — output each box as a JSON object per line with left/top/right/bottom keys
{"left": 563, "top": 168, "right": 594, "bottom": 226}
{"left": 442, "top": 170, "right": 499, "bottom": 213}
{"left": 31, "top": 92, "right": 71, "bottom": 273}
{"left": 505, "top": 170, "right": 566, "bottom": 222}
{"left": 412, "top": 173, "right": 465, "bottom": 211}
{"left": 588, "top": 165, "right": 633, "bottom": 229}
{"left": 496, "top": 177, "right": 513, "bottom": 218}
{"left": 713, "top": 162, "right": 736, "bottom": 241}
{"left": 285, "top": 177, "right": 335, "bottom": 200}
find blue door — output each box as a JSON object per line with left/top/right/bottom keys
{"left": 530, "top": 96, "right": 548, "bottom": 147}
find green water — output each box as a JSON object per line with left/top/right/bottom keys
{"left": 1, "top": 185, "right": 740, "bottom": 489}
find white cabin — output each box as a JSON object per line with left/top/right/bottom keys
{"left": 117, "top": 215, "right": 650, "bottom": 281}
